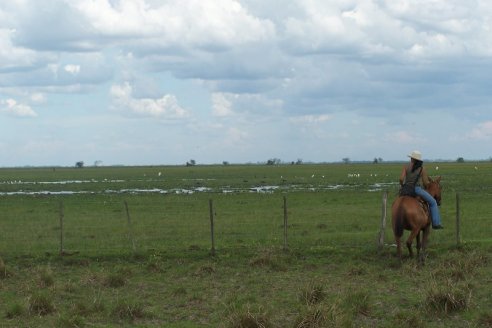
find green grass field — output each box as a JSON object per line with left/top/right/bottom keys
{"left": 0, "top": 163, "right": 491, "bottom": 327}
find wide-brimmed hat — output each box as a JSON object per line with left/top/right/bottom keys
{"left": 408, "top": 150, "right": 422, "bottom": 161}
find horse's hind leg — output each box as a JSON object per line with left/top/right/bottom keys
{"left": 395, "top": 236, "right": 402, "bottom": 260}
{"left": 406, "top": 229, "right": 419, "bottom": 258}
{"left": 416, "top": 232, "right": 421, "bottom": 258}
{"left": 419, "top": 226, "right": 431, "bottom": 265}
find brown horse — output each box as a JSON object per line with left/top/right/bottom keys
{"left": 391, "top": 176, "right": 442, "bottom": 263}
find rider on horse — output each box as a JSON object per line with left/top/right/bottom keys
{"left": 399, "top": 150, "right": 444, "bottom": 230}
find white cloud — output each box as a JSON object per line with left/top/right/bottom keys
{"left": 30, "top": 92, "right": 46, "bottom": 103}
{"left": 0, "top": 98, "right": 37, "bottom": 117}
{"left": 64, "top": 64, "right": 81, "bottom": 75}
{"left": 212, "top": 92, "right": 233, "bottom": 117}
{"left": 0, "top": 28, "right": 45, "bottom": 71}
{"left": 72, "top": 0, "right": 275, "bottom": 48}
{"left": 385, "top": 131, "right": 425, "bottom": 144}
{"left": 110, "top": 81, "right": 189, "bottom": 119}
{"left": 468, "top": 121, "right": 492, "bottom": 140}
{"left": 290, "top": 114, "right": 332, "bottom": 124}
{"left": 1, "top": 0, "right": 492, "bottom": 165}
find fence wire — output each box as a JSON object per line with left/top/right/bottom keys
{"left": 0, "top": 190, "right": 490, "bottom": 258}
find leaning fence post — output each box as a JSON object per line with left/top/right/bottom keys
{"left": 209, "top": 199, "right": 216, "bottom": 256}
{"left": 456, "top": 192, "right": 461, "bottom": 246}
{"left": 124, "top": 201, "right": 136, "bottom": 253}
{"left": 59, "top": 200, "right": 64, "bottom": 255}
{"left": 378, "top": 191, "right": 388, "bottom": 251}
{"left": 283, "top": 196, "right": 288, "bottom": 250}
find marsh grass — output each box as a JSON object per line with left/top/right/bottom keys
{"left": 0, "top": 163, "right": 491, "bottom": 327}
{"left": 28, "top": 291, "right": 56, "bottom": 316}
{"left": 111, "top": 299, "right": 148, "bottom": 322}
{"left": 424, "top": 280, "right": 471, "bottom": 314}
{"left": 478, "top": 312, "right": 492, "bottom": 327}
{"left": 295, "top": 306, "right": 325, "bottom": 328}
{"left": 56, "top": 313, "right": 85, "bottom": 328}
{"left": 226, "top": 305, "right": 272, "bottom": 328}
{"left": 342, "top": 290, "right": 372, "bottom": 316}
{"left": 295, "top": 303, "right": 351, "bottom": 328}
{"left": 5, "top": 302, "right": 25, "bottom": 319}
{"left": 300, "top": 281, "right": 326, "bottom": 305}
{"left": 38, "top": 266, "right": 55, "bottom": 288}
{"left": 0, "top": 257, "right": 13, "bottom": 279}
{"left": 104, "top": 271, "right": 126, "bottom": 288}
{"left": 392, "top": 310, "right": 425, "bottom": 328}
{"left": 249, "top": 248, "right": 289, "bottom": 271}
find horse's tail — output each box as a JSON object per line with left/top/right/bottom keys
{"left": 394, "top": 202, "right": 405, "bottom": 238}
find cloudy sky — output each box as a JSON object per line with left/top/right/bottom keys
{"left": 1, "top": 0, "right": 491, "bottom": 166}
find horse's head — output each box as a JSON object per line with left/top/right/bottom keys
{"left": 426, "top": 176, "right": 442, "bottom": 206}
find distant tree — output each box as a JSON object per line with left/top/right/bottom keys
{"left": 266, "top": 158, "right": 281, "bottom": 165}
{"left": 94, "top": 160, "right": 103, "bottom": 167}
{"left": 373, "top": 157, "right": 383, "bottom": 164}
{"left": 222, "top": 161, "right": 230, "bottom": 166}
{"left": 342, "top": 157, "right": 350, "bottom": 164}
{"left": 186, "top": 159, "right": 196, "bottom": 166}
{"left": 296, "top": 158, "right": 303, "bottom": 165}
{"left": 75, "top": 161, "right": 84, "bottom": 168}
{"left": 457, "top": 157, "right": 465, "bottom": 163}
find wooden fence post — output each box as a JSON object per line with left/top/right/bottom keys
{"left": 378, "top": 191, "right": 388, "bottom": 251}
{"left": 59, "top": 200, "right": 64, "bottom": 255}
{"left": 456, "top": 192, "right": 461, "bottom": 246}
{"left": 209, "top": 199, "right": 216, "bottom": 256}
{"left": 283, "top": 196, "right": 288, "bottom": 250}
{"left": 124, "top": 201, "right": 136, "bottom": 252}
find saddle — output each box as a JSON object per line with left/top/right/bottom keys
{"left": 398, "top": 193, "right": 431, "bottom": 221}
{"left": 417, "top": 197, "right": 430, "bottom": 216}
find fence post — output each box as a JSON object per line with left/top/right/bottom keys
{"left": 283, "top": 196, "right": 288, "bottom": 250}
{"left": 59, "top": 200, "right": 64, "bottom": 255}
{"left": 456, "top": 192, "right": 461, "bottom": 246}
{"left": 209, "top": 199, "right": 216, "bottom": 256}
{"left": 124, "top": 201, "right": 136, "bottom": 253}
{"left": 378, "top": 191, "right": 388, "bottom": 251}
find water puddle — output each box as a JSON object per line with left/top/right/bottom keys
{"left": 0, "top": 179, "right": 399, "bottom": 196}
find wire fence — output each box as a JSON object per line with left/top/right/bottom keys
{"left": 0, "top": 190, "right": 490, "bottom": 258}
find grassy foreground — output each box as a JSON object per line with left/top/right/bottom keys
{"left": 0, "top": 163, "right": 491, "bottom": 327}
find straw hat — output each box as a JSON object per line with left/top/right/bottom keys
{"left": 408, "top": 150, "right": 422, "bottom": 161}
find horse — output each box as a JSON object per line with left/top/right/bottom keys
{"left": 391, "top": 176, "right": 442, "bottom": 263}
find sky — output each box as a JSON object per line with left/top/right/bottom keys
{"left": 1, "top": 0, "right": 491, "bottom": 167}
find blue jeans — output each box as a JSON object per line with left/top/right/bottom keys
{"left": 415, "top": 186, "right": 441, "bottom": 226}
